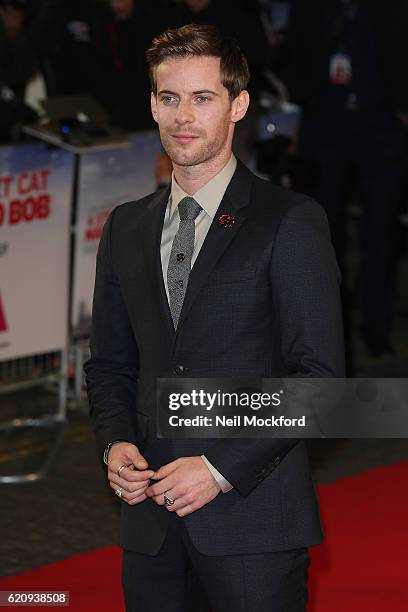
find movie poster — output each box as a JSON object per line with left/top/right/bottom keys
{"left": 71, "top": 130, "right": 163, "bottom": 339}
{"left": 0, "top": 143, "right": 74, "bottom": 360}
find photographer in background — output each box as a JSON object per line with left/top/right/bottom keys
{"left": 27, "top": 0, "right": 111, "bottom": 100}
{"left": 0, "top": 0, "right": 38, "bottom": 142}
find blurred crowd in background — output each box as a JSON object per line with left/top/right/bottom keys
{"left": 0, "top": 0, "right": 277, "bottom": 134}
{"left": 1, "top": 0, "right": 408, "bottom": 368}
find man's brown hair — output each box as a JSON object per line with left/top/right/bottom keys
{"left": 146, "top": 24, "right": 250, "bottom": 100}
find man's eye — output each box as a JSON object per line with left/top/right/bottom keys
{"left": 196, "top": 96, "right": 209, "bottom": 103}
{"left": 161, "top": 96, "right": 177, "bottom": 105}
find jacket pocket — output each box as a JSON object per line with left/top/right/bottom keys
{"left": 205, "top": 265, "right": 256, "bottom": 286}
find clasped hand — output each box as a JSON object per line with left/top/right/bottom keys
{"left": 107, "top": 443, "right": 221, "bottom": 516}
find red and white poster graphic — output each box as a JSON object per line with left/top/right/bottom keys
{"left": 0, "top": 144, "right": 74, "bottom": 360}
{"left": 0, "top": 291, "right": 8, "bottom": 333}
{"left": 71, "top": 131, "right": 162, "bottom": 339}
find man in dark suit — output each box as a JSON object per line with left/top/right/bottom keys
{"left": 85, "top": 24, "right": 344, "bottom": 611}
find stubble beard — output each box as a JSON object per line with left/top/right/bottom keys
{"left": 159, "top": 121, "right": 231, "bottom": 169}
{"left": 160, "top": 131, "right": 211, "bottom": 168}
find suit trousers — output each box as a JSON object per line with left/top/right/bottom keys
{"left": 122, "top": 512, "right": 310, "bottom": 612}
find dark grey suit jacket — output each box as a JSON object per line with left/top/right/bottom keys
{"left": 85, "top": 160, "right": 345, "bottom": 556}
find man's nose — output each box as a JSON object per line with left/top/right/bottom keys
{"left": 175, "top": 100, "right": 194, "bottom": 125}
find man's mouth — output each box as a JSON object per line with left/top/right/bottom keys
{"left": 171, "top": 134, "right": 199, "bottom": 144}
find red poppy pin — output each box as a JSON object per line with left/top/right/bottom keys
{"left": 218, "top": 214, "right": 236, "bottom": 228}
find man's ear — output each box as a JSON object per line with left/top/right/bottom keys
{"left": 231, "top": 90, "right": 250, "bottom": 124}
{"left": 151, "top": 92, "right": 158, "bottom": 123}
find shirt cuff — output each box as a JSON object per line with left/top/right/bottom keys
{"left": 201, "top": 454, "right": 233, "bottom": 493}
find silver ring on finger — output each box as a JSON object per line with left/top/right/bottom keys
{"left": 164, "top": 492, "right": 175, "bottom": 507}
{"left": 115, "top": 487, "right": 123, "bottom": 499}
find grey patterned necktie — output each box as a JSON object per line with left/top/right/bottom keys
{"left": 167, "top": 196, "right": 202, "bottom": 329}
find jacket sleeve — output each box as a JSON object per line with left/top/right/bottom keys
{"left": 84, "top": 207, "right": 139, "bottom": 466}
{"left": 205, "top": 199, "right": 345, "bottom": 497}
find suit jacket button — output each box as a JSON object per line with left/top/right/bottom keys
{"left": 173, "top": 365, "right": 184, "bottom": 375}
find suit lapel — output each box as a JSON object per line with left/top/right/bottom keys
{"left": 141, "top": 185, "right": 175, "bottom": 343}
{"left": 176, "top": 161, "right": 254, "bottom": 334}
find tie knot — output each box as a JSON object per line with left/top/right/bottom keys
{"left": 178, "top": 197, "right": 202, "bottom": 221}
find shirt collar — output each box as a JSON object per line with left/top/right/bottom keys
{"left": 169, "top": 154, "right": 237, "bottom": 220}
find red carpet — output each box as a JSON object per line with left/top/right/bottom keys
{"left": 0, "top": 547, "right": 124, "bottom": 611}
{"left": 309, "top": 460, "right": 408, "bottom": 611}
{"left": 1, "top": 461, "right": 407, "bottom": 611}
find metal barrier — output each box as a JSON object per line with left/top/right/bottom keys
{"left": 72, "top": 341, "right": 90, "bottom": 406}
{"left": 0, "top": 350, "right": 68, "bottom": 484}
